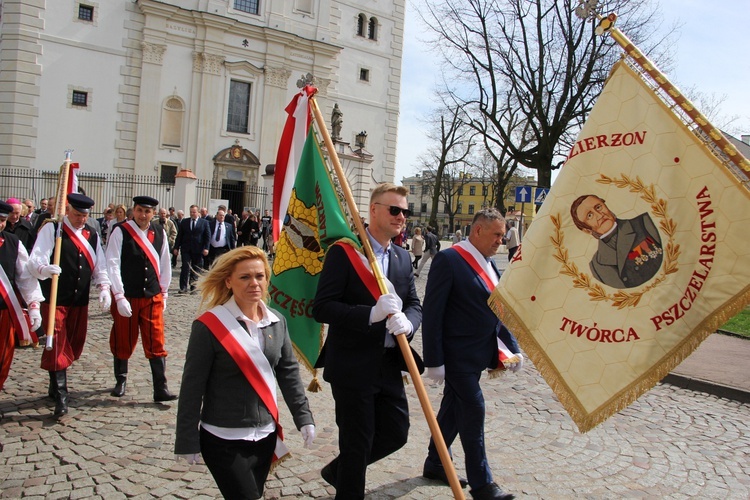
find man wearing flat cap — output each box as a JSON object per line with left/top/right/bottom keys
{"left": 0, "top": 200, "right": 44, "bottom": 392}
{"left": 105, "top": 196, "right": 176, "bottom": 402}
{"left": 28, "top": 193, "right": 111, "bottom": 418}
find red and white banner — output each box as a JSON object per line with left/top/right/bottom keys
{"left": 272, "top": 87, "right": 314, "bottom": 243}
{"left": 67, "top": 162, "right": 80, "bottom": 195}
{"left": 490, "top": 61, "right": 750, "bottom": 432}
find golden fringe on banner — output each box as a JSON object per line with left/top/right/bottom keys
{"left": 488, "top": 283, "right": 750, "bottom": 433}
{"left": 291, "top": 324, "right": 326, "bottom": 393}
{"left": 269, "top": 452, "right": 291, "bottom": 474}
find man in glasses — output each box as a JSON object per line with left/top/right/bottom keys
{"left": 313, "top": 182, "right": 422, "bottom": 499}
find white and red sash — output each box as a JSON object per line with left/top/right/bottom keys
{"left": 62, "top": 219, "right": 96, "bottom": 271}
{"left": 121, "top": 220, "right": 160, "bottom": 277}
{"left": 451, "top": 242, "right": 518, "bottom": 369}
{"left": 335, "top": 241, "right": 382, "bottom": 300}
{"left": 197, "top": 305, "right": 289, "bottom": 462}
{"left": 0, "top": 252, "right": 32, "bottom": 343}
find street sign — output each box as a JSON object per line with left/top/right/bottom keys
{"left": 534, "top": 187, "right": 550, "bottom": 205}
{"left": 515, "top": 186, "right": 532, "bottom": 203}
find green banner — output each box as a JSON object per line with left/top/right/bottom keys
{"left": 269, "top": 128, "right": 358, "bottom": 373}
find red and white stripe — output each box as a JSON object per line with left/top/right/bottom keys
{"left": 67, "top": 162, "right": 80, "bottom": 195}
{"left": 271, "top": 86, "right": 315, "bottom": 243}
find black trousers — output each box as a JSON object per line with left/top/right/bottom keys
{"left": 329, "top": 352, "right": 409, "bottom": 499}
{"left": 179, "top": 251, "right": 203, "bottom": 290}
{"left": 200, "top": 427, "right": 276, "bottom": 500}
{"left": 206, "top": 245, "right": 230, "bottom": 269}
{"left": 425, "top": 371, "right": 493, "bottom": 490}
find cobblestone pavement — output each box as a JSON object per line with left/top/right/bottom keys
{"left": 1, "top": 257, "right": 749, "bottom": 499}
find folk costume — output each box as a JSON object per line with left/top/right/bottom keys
{"left": 0, "top": 202, "right": 44, "bottom": 391}
{"left": 27, "top": 194, "right": 110, "bottom": 417}
{"left": 313, "top": 232, "right": 422, "bottom": 499}
{"left": 105, "top": 196, "right": 175, "bottom": 402}
{"left": 175, "top": 298, "right": 313, "bottom": 499}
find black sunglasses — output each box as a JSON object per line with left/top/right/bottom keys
{"left": 374, "top": 202, "right": 411, "bottom": 218}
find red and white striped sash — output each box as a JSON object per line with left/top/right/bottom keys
{"left": 62, "top": 219, "right": 96, "bottom": 271}
{"left": 0, "top": 254, "right": 32, "bottom": 343}
{"left": 121, "top": 220, "right": 160, "bottom": 277}
{"left": 197, "top": 305, "right": 289, "bottom": 462}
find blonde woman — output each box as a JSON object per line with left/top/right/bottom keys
{"left": 175, "top": 246, "right": 315, "bottom": 499}
{"left": 105, "top": 204, "right": 128, "bottom": 245}
{"left": 411, "top": 226, "right": 425, "bottom": 270}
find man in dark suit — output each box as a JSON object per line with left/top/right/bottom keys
{"left": 313, "top": 183, "right": 422, "bottom": 499}
{"left": 173, "top": 204, "right": 210, "bottom": 293}
{"left": 5, "top": 198, "right": 36, "bottom": 252}
{"left": 571, "top": 194, "right": 663, "bottom": 289}
{"left": 206, "top": 209, "right": 236, "bottom": 268}
{"left": 422, "top": 208, "right": 522, "bottom": 500}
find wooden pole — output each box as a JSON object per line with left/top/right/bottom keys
{"left": 600, "top": 18, "right": 750, "bottom": 180}
{"left": 44, "top": 152, "right": 73, "bottom": 350}
{"left": 309, "top": 95, "right": 465, "bottom": 500}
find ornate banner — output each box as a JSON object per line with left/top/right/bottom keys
{"left": 490, "top": 60, "right": 750, "bottom": 432}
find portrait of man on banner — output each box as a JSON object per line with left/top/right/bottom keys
{"left": 570, "top": 194, "right": 663, "bottom": 289}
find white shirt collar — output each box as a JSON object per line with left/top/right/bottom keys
{"left": 365, "top": 227, "right": 390, "bottom": 255}
{"left": 223, "top": 295, "right": 279, "bottom": 328}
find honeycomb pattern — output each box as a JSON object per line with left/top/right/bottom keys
{"left": 272, "top": 189, "right": 324, "bottom": 277}
{"left": 497, "top": 62, "right": 750, "bottom": 419}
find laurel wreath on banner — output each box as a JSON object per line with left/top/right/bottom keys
{"left": 551, "top": 174, "right": 680, "bottom": 309}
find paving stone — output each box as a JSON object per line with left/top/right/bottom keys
{"left": 1, "top": 264, "right": 748, "bottom": 498}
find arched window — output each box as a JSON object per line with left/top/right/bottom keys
{"left": 356, "top": 13, "right": 366, "bottom": 36}
{"left": 160, "top": 96, "right": 184, "bottom": 149}
{"left": 368, "top": 17, "right": 378, "bottom": 40}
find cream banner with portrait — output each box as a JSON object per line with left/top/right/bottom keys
{"left": 490, "top": 60, "right": 750, "bottom": 432}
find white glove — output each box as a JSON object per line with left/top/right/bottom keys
{"left": 38, "top": 264, "right": 62, "bottom": 279}
{"left": 28, "top": 303, "right": 42, "bottom": 331}
{"left": 98, "top": 288, "right": 112, "bottom": 311}
{"left": 115, "top": 296, "right": 132, "bottom": 318}
{"left": 426, "top": 366, "right": 445, "bottom": 385}
{"left": 370, "top": 293, "right": 403, "bottom": 323}
{"left": 162, "top": 293, "right": 168, "bottom": 311}
{"left": 509, "top": 352, "right": 524, "bottom": 373}
{"left": 301, "top": 424, "right": 316, "bottom": 449}
{"left": 175, "top": 453, "right": 203, "bottom": 465}
{"left": 386, "top": 312, "right": 412, "bottom": 336}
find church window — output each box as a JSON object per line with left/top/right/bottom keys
{"left": 234, "top": 0, "right": 259, "bottom": 15}
{"left": 227, "top": 80, "right": 252, "bottom": 134}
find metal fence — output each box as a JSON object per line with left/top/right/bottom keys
{"left": 0, "top": 168, "right": 175, "bottom": 216}
{"left": 195, "top": 178, "right": 267, "bottom": 216}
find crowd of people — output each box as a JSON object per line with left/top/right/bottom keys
{"left": 0, "top": 184, "right": 524, "bottom": 500}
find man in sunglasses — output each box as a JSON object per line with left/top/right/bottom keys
{"left": 313, "top": 182, "right": 422, "bottom": 499}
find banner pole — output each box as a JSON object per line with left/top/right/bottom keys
{"left": 309, "top": 95, "right": 465, "bottom": 500}
{"left": 44, "top": 151, "right": 73, "bottom": 350}
{"left": 593, "top": 14, "right": 750, "bottom": 179}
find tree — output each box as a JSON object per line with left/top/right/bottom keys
{"left": 420, "top": 0, "right": 676, "bottom": 187}
{"left": 416, "top": 105, "right": 475, "bottom": 230}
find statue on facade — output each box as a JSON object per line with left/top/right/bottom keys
{"left": 331, "top": 103, "right": 343, "bottom": 141}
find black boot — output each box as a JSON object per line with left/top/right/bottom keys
{"left": 149, "top": 357, "right": 177, "bottom": 402}
{"left": 52, "top": 370, "right": 68, "bottom": 418}
{"left": 110, "top": 358, "right": 128, "bottom": 397}
{"left": 48, "top": 371, "right": 57, "bottom": 399}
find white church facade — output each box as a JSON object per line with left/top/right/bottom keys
{"left": 0, "top": 0, "right": 405, "bottom": 214}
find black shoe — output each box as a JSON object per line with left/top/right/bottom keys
{"left": 149, "top": 357, "right": 178, "bottom": 402}
{"left": 470, "top": 482, "right": 514, "bottom": 500}
{"left": 321, "top": 461, "right": 337, "bottom": 488}
{"left": 177, "top": 288, "right": 187, "bottom": 294}
{"left": 423, "top": 465, "right": 468, "bottom": 488}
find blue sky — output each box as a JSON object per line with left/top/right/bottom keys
{"left": 395, "top": 0, "right": 750, "bottom": 184}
